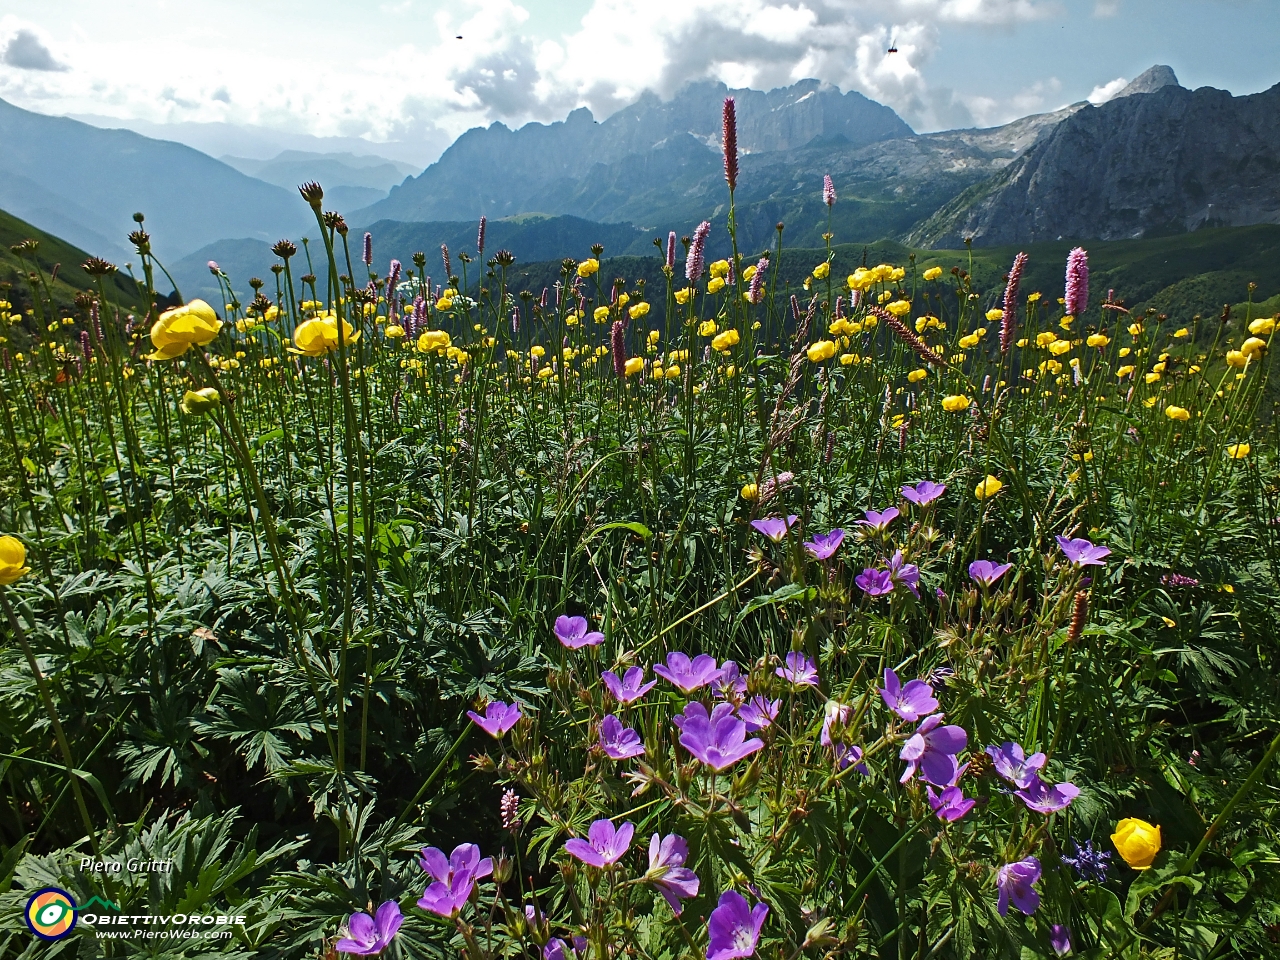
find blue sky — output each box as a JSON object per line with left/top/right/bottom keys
{"left": 0, "top": 0, "right": 1275, "bottom": 165}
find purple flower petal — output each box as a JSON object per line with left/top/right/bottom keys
{"left": 901, "top": 481, "right": 946, "bottom": 507}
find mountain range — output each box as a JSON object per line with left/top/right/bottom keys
{"left": 4, "top": 63, "right": 1280, "bottom": 299}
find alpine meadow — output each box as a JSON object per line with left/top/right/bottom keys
{"left": 1, "top": 91, "right": 1279, "bottom": 960}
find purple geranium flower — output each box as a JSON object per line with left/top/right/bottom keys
{"left": 654, "top": 652, "right": 722, "bottom": 693}
{"left": 467, "top": 701, "right": 521, "bottom": 738}
{"left": 926, "top": 785, "right": 976, "bottom": 822}
{"left": 564, "top": 819, "right": 635, "bottom": 868}
{"left": 417, "top": 844, "right": 492, "bottom": 918}
{"left": 835, "top": 743, "right": 870, "bottom": 774}
{"left": 645, "top": 833, "right": 700, "bottom": 914}
{"left": 419, "top": 843, "right": 493, "bottom": 886}
{"left": 1016, "top": 776, "right": 1081, "bottom": 814}
{"left": 713, "top": 660, "right": 748, "bottom": 701}
{"left": 969, "top": 560, "right": 1013, "bottom": 588}
{"left": 750, "top": 516, "right": 799, "bottom": 543}
{"left": 599, "top": 714, "right": 645, "bottom": 760}
{"left": 706, "top": 890, "right": 769, "bottom": 960}
{"left": 996, "top": 857, "right": 1042, "bottom": 917}
{"left": 554, "top": 615, "right": 604, "bottom": 649}
{"left": 888, "top": 551, "right": 920, "bottom": 597}
{"left": 602, "top": 666, "right": 657, "bottom": 704}
{"left": 804, "top": 528, "right": 845, "bottom": 560}
{"left": 901, "top": 481, "right": 946, "bottom": 507}
{"left": 820, "top": 701, "right": 869, "bottom": 773}
{"left": 775, "top": 651, "right": 819, "bottom": 688}
{"left": 336, "top": 900, "right": 403, "bottom": 956}
{"left": 1056, "top": 535, "right": 1111, "bottom": 567}
{"left": 1050, "top": 924, "right": 1072, "bottom": 957}
{"left": 544, "top": 940, "right": 570, "bottom": 960}
{"left": 856, "top": 568, "right": 894, "bottom": 596}
{"left": 859, "top": 506, "right": 899, "bottom": 533}
{"left": 879, "top": 668, "right": 939, "bottom": 722}
{"left": 985, "top": 742, "right": 1046, "bottom": 789}
{"left": 677, "top": 701, "right": 763, "bottom": 771}
{"left": 900, "top": 714, "right": 968, "bottom": 786}
{"left": 739, "top": 695, "right": 780, "bottom": 732}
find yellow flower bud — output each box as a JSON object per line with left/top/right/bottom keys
{"left": 1164, "top": 405, "right": 1190, "bottom": 421}
{"left": 1111, "top": 818, "right": 1161, "bottom": 870}
{"left": 974, "top": 475, "right": 1003, "bottom": 500}
{"left": 0, "top": 535, "right": 31, "bottom": 585}
{"left": 922, "top": 266, "right": 943, "bottom": 281}
{"left": 907, "top": 368, "right": 927, "bottom": 382}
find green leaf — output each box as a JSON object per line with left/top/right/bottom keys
{"left": 736, "top": 582, "right": 816, "bottom": 623}
{"left": 584, "top": 520, "right": 653, "bottom": 542}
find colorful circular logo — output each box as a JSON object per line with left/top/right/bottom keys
{"left": 25, "top": 888, "right": 78, "bottom": 941}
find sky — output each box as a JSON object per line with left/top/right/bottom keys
{"left": 0, "top": 0, "right": 1276, "bottom": 167}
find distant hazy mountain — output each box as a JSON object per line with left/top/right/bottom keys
{"left": 0, "top": 98, "right": 308, "bottom": 261}
{"left": 168, "top": 214, "right": 653, "bottom": 304}
{"left": 69, "top": 114, "right": 447, "bottom": 167}
{"left": 219, "top": 151, "right": 418, "bottom": 194}
{"left": 354, "top": 79, "right": 913, "bottom": 227}
{"left": 910, "top": 71, "right": 1280, "bottom": 247}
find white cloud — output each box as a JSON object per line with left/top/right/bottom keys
{"left": 0, "top": 0, "right": 1063, "bottom": 160}
{"left": 1088, "top": 76, "right": 1128, "bottom": 104}
{"left": 1093, "top": 0, "right": 1120, "bottom": 16}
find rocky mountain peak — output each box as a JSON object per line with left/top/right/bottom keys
{"left": 1118, "top": 65, "right": 1180, "bottom": 98}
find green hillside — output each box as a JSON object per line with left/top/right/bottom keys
{"left": 485, "top": 224, "right": 1280, "bottom": 334}
{"left": 0, "top": 207, "right": 143, "bottom": 320}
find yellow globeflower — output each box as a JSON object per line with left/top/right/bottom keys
{"left": 1128, "top": 322, "right": 1143, "bottom": 336}
{"left": 1116, "top": 365, "right": 1135, "bottom": 378}
{"left": 907, "top": 368, "right": 928, "bottom": 383}
{"left": 417, "top": 330, "right": 451, "bottom": 354}
{"left": 741, "top": 482, "right": 758, "bottom": 501}
{"left": 665, "top": 364, "right": 681, "bottom": 379}
{"left": 985, "top": 308, "right": 1004, "bottom": 322}
{"left": 147, "top": 299, "right": 222, "bottom": 360}
{"left": 923, "top": 266, "right": 943, "bottom": 281}
{"left": 290, "top": 313, "right": 358, "bottom": 357}
{"left": 624, "top": 357, "right": 644, "bottom": 377}
{"left": 593, "top": 306, "right": 610, "bottom": 323}
{"left": 941, "top": 394, "right": 970, "bottom": 412}
{"left": 1164, "top": 405, "right": 1190, "bottom": 421}
{"left": 435, "top": 296, "right": 454, "bottom": 311}
{"left": 806, "top": 340, "right": 837, "bottom": 363}
{"left": 1173, "top": 327, "right": 1189, "bottom": 338}
{"left": 699, "top": 319, "right": 718, "bottom": 337}
{"left": 674, "top": 287, "right": 692, "bottom": 304}
{"left": 708, "top": 277, "right": 727, "bottom": 295}
{"left": 384, "top": 324, "right": 405, "bottom": 339}
{"left": 886, "top": 300, "right": 912, "bottom": 317}
{"left": 1226, "top": 443, "right": 1251, "bottom": 459}
{"left": 959, "top": 334, "right": 979, "bottom": 349}
{"left": 1036, "top": 331, "right": 1058, "bottom": 348}
{"left": 576, "top": 258, "right": 599, "bottom": 278}
{"left": 1225, "top": 350, "right": 1248, "bottom": 368}
{"left": 1248, "top": 317, "right": 1275, "bottom": 336}
{"left": 1119, "top": 346, "right": 1131, "bottom": 357}
{"left": 648, "top": 329, "right": 661, "bottom": 344}
{"left": 1087, "top": 333, "right": 1110, "bottom": 348}
{"left": 712, "top": 329, "right": 740, "bottom": 352}
{"left": 839, "top": 353, "right": 855, "bottom": 365}
{"left": 974, "top": 475, "right": 1003, "bottom": 500}
{"left": 709, "top": 259, "right": 730, "bottom": 279}
{"left": 813, "top": 262, "right": 830, "bottom": 280}
{"left": 629, "top": 302, "right": 650, "bottom": 319}
{"left": 1111, "top": 818, "right": 1161, "bottom": 870}
{"left": 180, "top": 386, "right": 222, "bottom": 415}
{"left": 0, "top": 535, "right": 31, "bottom": 585}
{"left": 1241, "top": 336, "right": 1266, "bottom": 357}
